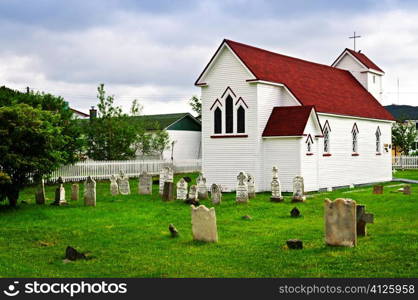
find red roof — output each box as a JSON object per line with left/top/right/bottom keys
{"left": 263, "top": 106, "right": 315, "bottom": 137}
{"left": 344, "top": 48, "right": 384, "bottom": 73}
{"left": 213, "top": 40, "right": 394, "bottom": 121}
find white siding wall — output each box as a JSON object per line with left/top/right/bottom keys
{"left": 200, "top": 46, "right": 258, "bottom": 191}
{"left": 366, "top": 72, "right": 383, "bottom": 102}
{"left": 262, "top": 138, "right": 301, "bottom": 192}
{"left": 162, "top": 130, "right": 201, "bottom": 160}
{"left": 317, "top": 114, "right": 392, "bottom": 188}
{"left": 334, "top": 54, "right": 368, "bottom": 89}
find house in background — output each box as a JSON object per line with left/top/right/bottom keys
{"left": 135, "top": 113, "right": 201, "bottom": 160}
{"left": 70, "top": 108, "right": 90, "bottom": 119}
{"left": 195, "top": 39, "right": 394, "bottom": 192}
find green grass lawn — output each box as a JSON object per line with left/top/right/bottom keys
{"left": 393, "top": 169, "right": 418, "bottom": 180}
{"left": 0, "top": 173, "right": 417, "bottom": 278}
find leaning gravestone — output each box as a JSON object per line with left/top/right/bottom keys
{"left": 52, "top": 177, "right": 67, "bottom": 206}
{"left": 35, "top": 179, "right": 46, "bottom": 205}
{"left": 247, "top": 174, "right": 255, "bottom": 198}
{"left": 356, "top": 205, "right": 374, "bottom": 236}
{"left": 118, "top": 171, "right": 131, "bottom": 195}
{"left": 191, "top": 205, "right": 218, "bottom": 242}
{"left": 211, "top": 183, "right": 222, "bottom": 205}
{"left": 373, "top": 185, "right": 383, "bottom": 194}
{"left": 292, "top": 176, "right": 306, "bottom": 202}
{"left": 176, "top": 178, "right": 188, "bottom": 200}
{"left": 110, "top": 175, "right": 119, "bottom": 196}
{"left": 324, "top": 198, "right": 357, "bottom": 247}
{"left": 71, "top": 184, "right": 79, "bottom": 201}
{"left": 162, "top": 181, "right": 174, "bottom": 201}
{"left": 159, "top": 167, "right": 173, "bottom": 195}
{"left": 196, "top": 174, "right": 208, "bottom": 200}
{"left": 138, "top": 171, "right": 152, "bottom": 195}
{"left": 236, "top": 171, "right": 249, "bottom": 203}
{"left": 84, "top": 176, "right": 96, "bottom": 207}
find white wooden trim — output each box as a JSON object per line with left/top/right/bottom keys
{"left": 317, "top": 112, "right": 394, "bottom": 123}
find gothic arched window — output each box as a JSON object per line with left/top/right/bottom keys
{"left": 352, "top": 123, "right": 359, "bottom": 153}
{"left": 237, "top": 106, "right": 245, "bottom": 133}
{"left": 375, "top": 126, "right": 381, "bottom": 153}
{"left": 225, "top": 95, "right": 233, "bottom": 133}
{"left": 214, "top": 107, "right": 222, "bottom": 134}
{"left": 323, "top": 121, "right": 331, "bottom": 153}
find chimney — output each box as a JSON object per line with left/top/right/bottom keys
{"left": 89, "top": 106, "right": 97, "bottom": 120}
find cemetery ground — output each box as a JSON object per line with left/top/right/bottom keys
{"left": 0, "top": 173, "right": 417, "bottom": 278}
{"left": 393, "top": 169, "right": 418, "bottom": 181}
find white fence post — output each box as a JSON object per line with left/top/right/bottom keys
{"left": 392, "top": 155, "right": 418, "bottom": 169}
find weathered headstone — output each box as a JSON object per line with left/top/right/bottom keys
{"left": 286, "top": 239, "right": 303, "bottom": 249}
{"left": 188, "top": 185, "right": 197, "bottom": 201}
{"left": 191, "top": 205, "right": 218, "bottom": 242}
{"left": 52, "top": 177, "right": 67, "bottom": 206}
{"left": 159, "top": 167, "right": 173, "bottom": 195}
{"left": 324, "top": 198, "right": 357, "bottom": 247}
{"left": 356, "top": 205, "right": 374, "bottom": 236}
{"left": 110, "top": 174, "right": 119, "bottom": 196}
{"left": 71, "top": 184, "right": 79, "bottom": 201}
{"left": 211, "top": 183, "right": 222, "bottom": 205}
{"left": 272, "top": 166, "right": 279, "bottom": 180}
{"left": 292, "top": 176, "right": 306, "bottom": 202}
{"left": 196, "top": 174, "right": 208, "bottom": 200}
{"left": 290, "top": 207, "right": 300, "bottom": 218}
{"left": 138, "top": 171, "right": 152, "bottom": 195}
{"left": 271, "top": 180, "right": 283, "bottom": 202}
{"left": 236, "top": 171, "right": 249, "bottom": 203}
{"left": 117, "top": 171, "right": 131, "bottom": 195}
{"left": 247, "top": 174, "right": 255, "bottom": 198}
{"left": 176, "top": 178, "right": 188, "bottom": 200}
{"left": 403, "top": 185, "right": 411, "bottom": 195}
{"left": 35, "top": 179, "right": 46, "bottom": 205}
{"left": 84, "top": 176, "right": 96, "bottom": 207}
{"left": 373, "top": 185, "right": 383, "bottom": 194}
{"left": 162, "top": 181, "right": 174, "bottom": 201}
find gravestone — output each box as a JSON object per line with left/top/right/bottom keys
{"left": 324, "top": 198, "right": 357, "bottom": 247}
{"left": 292, "top": 176, "right": 306, "bottom": 202}
{"left": 272, "top": 166, "right": 279, "bottom": 180}
{"left": 356, "top": 205, "right": 374, "bottom": 236}
{"left": 270, "top": 166, "right": 283, "bottom": 202}
{"left": 373, "top": 185, "right": 383, "bottom": 194}
{"left": 191, "top": 205, "right": 218, "bottom": 242}
{"left": 52, "top": 177, "right": 67, "bottom": 206}
{"left": 35, "top": 179, "right": 46, "bottom": 205}
{"left": 71, "top": 184, "right": 79, "bottom": 201}
{"left": 247, "top": 174, "right": 255, "bottom": 198}
{"left": 169, "top": 224, "right": 179, "bottom": 238}
{"left": 189, "top": 185, "right": 197, "bottom": 200}
{"left": 286, "top": 239, "right": 303, "bottom": 249}
{"left": 117, "top": 171, "right": 131, "bottom": 195}
{"left": 176, "top": 178, "right": 188, "bottom": 200}
{"left": 196, "top": 174, "right": 208, "bottom": 200}
{"left": 162, "top": 182, "right": 174, "bottom": 201}
{"left": 110, "top": 175, "right": 119, "bottom": 196}
{"left": 403, "top": 185, "right": 411, "bottom": 195}
{"left": 138, "top": 171, "right": 152, "bottom": 195}
{"left": 211, "top": 183, "right": 222, "bottom": 205}
{"left": 290, "top": 207, "right": 300, "bottom": 218}
{"left": 236, "top": 171, "right": 249, "bottom": 203}
{"left": 84, "top": 176, "right": 96, "bottom": 207}
{"left": 159, "top": 167, "right": 173, "bottom": 195}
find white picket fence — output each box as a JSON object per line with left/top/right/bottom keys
{"left": 392, "top": 156, "right": 418, "bottom": 169}
{"left": 49, "top": 159, "right": 202, "bottom": 182}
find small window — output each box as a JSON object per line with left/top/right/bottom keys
{"left": 375, "top": 127, "right": 381, "bottom": 153}
{"left": 214, "top": 107, "right": 222, "bottom": 134}
{"left": 225, "top": 96, "right": 233, "bottom": 133}
{"left": 323, "top": 121, "right": 331, "bottom": 153}
{"left": 306, "top": 135, "right": 313, "bottom": 153}
{"left": 373, "top": 75, "right": 376, "bottom": 84}
{"left": 237, "top": 106, "right": 245, "bottom": 133}
{"left": 352, "top": 123, "right": 359, "bottom": 153}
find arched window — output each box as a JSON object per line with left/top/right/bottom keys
{"left": 352, "top": 123, "right": 359, "bottom": 153}
{"left": 323, "top": 121, "right": 331, "bottom": 153}
{"left": 237, "top": 106, "right": 245, "bottom": 133}
{"left": 306, "top": 134, "right": 313, "bottom": 154}
{"left": 375, "top": 127, "right": 381, "bottom": 153}
{"left": 214, "top": 107, "right": 222, "bottom": 134}
{"left": 225, "top": 96, "right": 233, "bottom": 133}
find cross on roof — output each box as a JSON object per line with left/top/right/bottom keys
{"left": 349, "top": 31, "right": 361, "bottom": 51}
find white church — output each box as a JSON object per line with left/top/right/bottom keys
{"left": 195, "top": 39, "right": 395, "bottom": 192}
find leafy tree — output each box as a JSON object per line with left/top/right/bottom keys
{"left": 86, "top": 84, "right": 139, "bottom": 160}
{"left": 392, "top": 121, "right": 417, "bottom": 155}
{"left": 189, "top": 95, "right": 201, "bottom": 118}
{"left": 0, "top": 104, "right": 66, "bottom": 206}
{"left": 152, "top": 129, "right": 170, "bottom": 159}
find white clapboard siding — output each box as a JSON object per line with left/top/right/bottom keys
{"left": 393, "top": 156, "right": 418, "bottom": 169}
{"left": 49, "top": 159, "right": 201, "bottom": 182}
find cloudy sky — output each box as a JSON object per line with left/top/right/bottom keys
{"left": 1, "top": 0, "right": 418, "bottom": 115}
